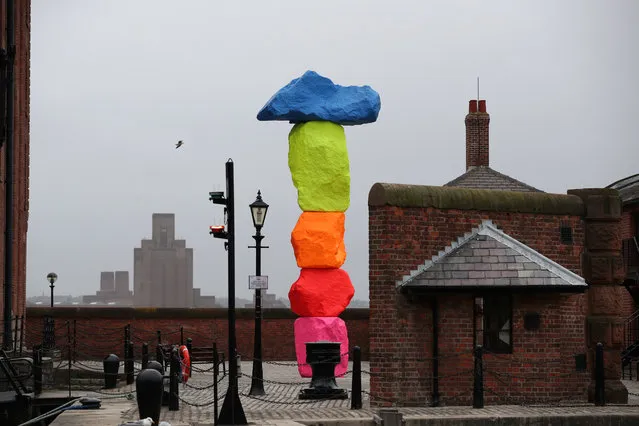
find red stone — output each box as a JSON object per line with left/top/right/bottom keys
{"left": 288, "top": 268, "right": 355, "bottom": 317}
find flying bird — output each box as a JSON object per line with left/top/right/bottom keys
{"left": 175, "top": 140, "right": 184, "bottom": 149}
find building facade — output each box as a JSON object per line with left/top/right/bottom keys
{"left": 0, "top": 0, "right": 31, "bottom": 349}
{"left": 133, "top": 213, "right": 194, "bottom": 308}
{"left": 368, "top": 100, "right": 627, "bottom": 406}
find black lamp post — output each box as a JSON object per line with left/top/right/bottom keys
{"left": 248, "top": 190, "right": 269, "bottom": 396}
{"left": 47, "top": 272, "right": 58, "bottom": 308}
{"left": 211, "top": 159, "right": 247, "bottom": 425}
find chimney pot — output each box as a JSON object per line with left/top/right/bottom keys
{"left": 468, "top": 100, "right": 478, "bottom": 113}
{"left": 478, "top": 100, "right": 487, "bottom": 113}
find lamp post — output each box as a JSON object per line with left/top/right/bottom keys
{"left": 47, "top": 272, "right": 58, "bottom": 308}
{"left": 211, "top": 159, "right": 247, "bottom": 425}
{"left": 248, "top": 190, "right": 269, "bottom": 396}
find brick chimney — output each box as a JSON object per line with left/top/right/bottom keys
{"left": 465, "top": 99, "right": 490, "bottom": 171}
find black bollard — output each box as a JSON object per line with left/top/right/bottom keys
{"left": 180, "top": 326, "right": 184, "bottom": 346}
{"left": 595, "top": 342, "right": 605, "bottom": 406}
{"left": 146, "top": 360, "right": 164, "bottom": 375}
{"left": 142, "top": 343, "right": 149, "bottom": 370}
{"left": 103, "top": 354, "right": 120, "bottom": 389}
{"left": 169, "top": 347, "right": 180, "bottom": 411}
{"left": 186, "top": 338, "right": 193, "bottom": 377}
{"left": 473, "top": 345, "right": 484, "bottom": 409}
{"left": 33, "top": 344, "right": 42, "bottom": 396}
{"left": 126, "top": 341, "right": 135, "bottom": 385}
{"left": 351, "top": 346, "right": 362, "bottom": 409}
{"left": 156, "top": 343, "right": 164, "bottom": 365}
{"left": 136, "top": 368, "right": 163, "bottom": 426}
{"left": 299, "top": 341, "right": 348, "bottom": 400}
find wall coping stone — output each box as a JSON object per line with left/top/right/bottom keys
{"left": 26, "top": 307, "right": 370, "bottom": 321}
{"left": 369, "top": 182, "right": 584, "bottom": 215}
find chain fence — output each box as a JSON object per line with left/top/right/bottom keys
{"left": 3, "top": 317, "right": 639, "bottom": 426}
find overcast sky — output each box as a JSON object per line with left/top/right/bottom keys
{"left": 27, "top": 0, "right": 638, "bottom": 301}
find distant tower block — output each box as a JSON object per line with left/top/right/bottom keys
{"left": 133, "top": 213, "right": 194, "bottom": 308}
{"left": 100, "top": 271, "right": 115, "bottom": 291}
{"left": 115, "top": 271, "right": 131, "bottom": 296}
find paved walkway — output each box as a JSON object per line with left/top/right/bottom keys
{"left": 46, "top": 360, "right": 639, "bottom": 425}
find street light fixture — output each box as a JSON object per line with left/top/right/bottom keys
{"left": 47, "top": 272, "right": 58, "bottom": 308}
{"left": 249, "top": 190, "right": 269, "bottom": 231}
{"left": 248, "top": 190, "right": 269, "bottom": 396}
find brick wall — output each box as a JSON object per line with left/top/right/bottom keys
{"left": 620, "top": 206, "right": 639, "bottom": 319}
{"left": 24, "top": 307, "right": 369, "bottom": 361}
{"left": 0, "top": 0, "right": 31, "bottom": 343}
{"left": 369, "top": 184, "right": 590, "bottom": 406}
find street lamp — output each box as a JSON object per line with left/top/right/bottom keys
{"left": 47, "top": 272, "right": 58, "bottom": 308}
{"left": 248, "top": 190, "right": 269, "bottom": 396}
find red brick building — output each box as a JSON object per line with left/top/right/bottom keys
{"left": 368, "top": 100, "right": 627, "bottom": 406}
{"left": 0, "top": 0, "right": 32, "bottom": 347}
{"left": 607, "top": 175, "right": 639, "bottom": 369}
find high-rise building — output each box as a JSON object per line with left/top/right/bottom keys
{"left": 133, "top": 214, "right": 194, "bottom": 307}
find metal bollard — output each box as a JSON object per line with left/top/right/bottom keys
{"left": 156, "top": 343, "right": 164, "bottom": 365}
{"left": 595, "top": 342, "right": 605, "bottom": 406}
{"left": 473, "top": 345, "right": 484, "bottom": 409}
{"left": 126, "top": 341, "right": 135, "bottom": 385}
{"left": 136, "top": 368, "right": 163, "bottom": 426}
{"left": 147, "top": 360, "right": 164, "bottom": 375}
{"left": 169, "top": 347, "right": 180, "bottom": 411}
{"left": 142, "top": 343, "right": 149, "bottom": 370}
{"left": 103, "top": 354, "right": 120, "bottom": 389}
{"left": 351, "top": 346, "right": 362, "bottom": 409}
{"left": 33, "top": 344, "right": 43, "bottom": 395}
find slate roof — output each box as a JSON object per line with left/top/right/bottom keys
{"left": 443, "top": 166, "right": 543, "bottom": 193}
{"left": 606, "top": 174, "right": 639, "bottom": 206}
{"left": 397, "top": 220, "right": 586, "bottom": 291}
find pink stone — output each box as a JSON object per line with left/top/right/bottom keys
{"left": 294, "top": 317, "right": 349, "bottom": 378}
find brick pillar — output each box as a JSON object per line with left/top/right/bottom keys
{"left": 568, "top": 188, "right": 628, "bottom": 403}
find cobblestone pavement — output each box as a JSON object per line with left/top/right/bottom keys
{"left": 50, "top": 360, "right": 639, "bottom": 425}
{"left": 118, "top": 360, "right": 372, "bottom": 424}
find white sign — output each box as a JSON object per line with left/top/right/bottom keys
{"left": 249, "top": 275, "right": 268, "bottom": 290}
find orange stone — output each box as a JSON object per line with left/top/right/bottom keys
{"left": 288, "top": 268, "right": 355, "bottom": 317}
{"left": 291, "top": 212, "right": 346, "bottom": 269}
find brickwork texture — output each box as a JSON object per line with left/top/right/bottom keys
{"left": 0, "top": 0, "right": 31, "bottom": 345}
{"left": 24, "top": 307, "right": 369, "bottom": 361}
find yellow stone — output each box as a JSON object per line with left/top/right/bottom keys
{"left": 288, "top": 121, "right": 350, "bottom": 212}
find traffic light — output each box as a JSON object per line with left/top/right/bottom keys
{"left": 209, "top": 225, "right": 228, "bottom": 240}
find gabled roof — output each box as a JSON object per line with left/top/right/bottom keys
{"left": 606, "top": 174, "right": 639, "bottom": 206}
{"left": 444, "top": 166, "right": 543, "bottom": 193}
{"left": 397, "top": 220, "right": 586, "bottom": 292}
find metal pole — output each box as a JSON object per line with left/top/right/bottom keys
{"left": 249, "top": 230, "right": 265, "bottom": 396}
{"left": 50, "top": 284, "right": 54, "bottom": 308}
{"left": 2, "top": 0, "right": 16, "bottom": 351}
{"left": 217, "top": 159, "right": 247, "bottom": 425}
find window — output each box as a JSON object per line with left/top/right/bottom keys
{"left": 560, "top": 223, "right": 573, "bottom": 244}
{"left": 474, "top": 295, "right": 512, "bottom": 354}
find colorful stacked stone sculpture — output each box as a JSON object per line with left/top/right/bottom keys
{"left": 257, "top": 71, "right": 381, "bottom": 377}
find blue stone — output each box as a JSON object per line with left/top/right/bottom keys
{"left": 257, "top": 70, "right": 381, "bottom": 126}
